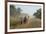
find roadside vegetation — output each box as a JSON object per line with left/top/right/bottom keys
{"left": 10, "top": 5, "right": 41, "bottom": 29}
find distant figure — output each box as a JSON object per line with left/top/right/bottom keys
{"left": 21, "top": 17, "right": 24, "bottom": 24}
{"left": 27, "top": 16, "right": 30, "bottom": 24}
{"left": 21, "top": 17, "right": 23, "bottom": 24}
{"left": 21, "top": 19, "right": 22, "bottom": 24}
{"left": 24, "top": 16, "right": 27, "bottom": 24}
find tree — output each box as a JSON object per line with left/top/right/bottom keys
{"left": 16, "top": 7, "right": 22, "bottom": 14}
{"left": 33, "top": 8, "right": 41, "bottom": 19}
{"left": 10, "top": 5, "right": 22, "bottom": 15}
{"left": 10, "top": 5, "right": 16, "bottom": 16}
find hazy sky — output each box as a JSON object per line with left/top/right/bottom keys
{"left": 15, "top": 4, "right": 41, "bottom": 16}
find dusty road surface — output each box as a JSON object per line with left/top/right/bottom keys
{"left": 10, "top": 16, "right": 41, "bottom": 29}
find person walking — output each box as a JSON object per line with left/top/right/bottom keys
{"left": 24, "top": 16, "right": 27, "bottom": 24}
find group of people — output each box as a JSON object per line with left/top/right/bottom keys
{"left": 21, "top": 16, "right": 30, "bottom": 24}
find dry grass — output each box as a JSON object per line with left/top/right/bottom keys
{"left": 10, "top": 16, "right": 41, "bottom": 29}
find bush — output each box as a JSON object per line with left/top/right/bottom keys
{"left": 10, "top": 17, "right": 21, "bottom": 29}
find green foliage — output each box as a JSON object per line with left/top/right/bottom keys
{"left": 10, "top": 5, "right": 22, "bottom": 16}
{"left": 10, "top": 5, "right": 16, "bottom": 16}
{"left": 10, "top": 5, "right": 22, "bottom": 29}
{"left": 16, "top": 8, "right": 22, "bottom": 14}
{"left": 33, "top": 8, "right": 41, "bottom": 19}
